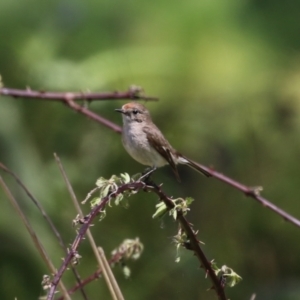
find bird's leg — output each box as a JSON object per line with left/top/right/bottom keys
{"left": 139, "top": 167, "right": 157, "bottom": 183}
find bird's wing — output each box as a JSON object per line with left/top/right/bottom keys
{"left": 143, "top": 126, "right": 181, "bottom": 182}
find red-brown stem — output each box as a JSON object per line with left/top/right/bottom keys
{"left": 0, "top": 87, "right": 158, "bottom": 101}
{"left": 148, "top": 181, "right": 227, "bottom": 300}
{"left": 56, "top": 250, "right": 126, "bottom": 300}
{"left": 2, "top": 86, "right": 300, "bottom": 227}
{"left": 47, "top": 180, "right": 227, "bottom": 300}
{"left": 194, "top": 164, "right": 300, "bottom": 228}
{"left": 46, "top": 181, "right": 146, "bottom": 300}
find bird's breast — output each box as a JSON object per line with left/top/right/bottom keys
{"left": 122, "top": 123, "right": 167, "bottom": 167}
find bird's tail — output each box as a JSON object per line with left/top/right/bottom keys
{"left": 178, "top": 155, "right": 211, "bottom": 177}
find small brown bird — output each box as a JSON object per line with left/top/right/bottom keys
{"left": 115, "top": 102, "right": 210, "bottom": 181}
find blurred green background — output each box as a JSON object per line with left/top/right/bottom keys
{"left": 1, "top": 0, "right": 300, "bottom": 299}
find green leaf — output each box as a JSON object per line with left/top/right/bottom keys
{"left": 172, "top": 209, "right": 177, "bottom": 220}
{"left": 120, "top": 173, "right": 131, "bottom": 184}
{"left": 123, "top": 265, "right": 131, "bottom": 279}
{"left": 98, "top": 209, "right": 106, "bottom": 221}
{"left": 115, "top": 194, "right": 124, "bottom": 205}
{"left": 185, "top": 197, "right": 194, "bottom": 205}
{"left": 221, "top": 265, "right": 242, "bottom": 287}
{"left": 90, "top": 197, "right": 101, "bottom": 208}
{"left": 152, "top": 202, "right": 168, "bottom": 218}
{"left": 101, "top": 184, "right": 111, "bottom": 198}
{"left": 212, "top": 263, "right": 242, "bottom": 288}
{"left": 96, "top": 177, "right": 107, "bottom": 188}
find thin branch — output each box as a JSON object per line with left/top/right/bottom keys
{"left": 0, "top": 162, "right": 64, "bottom": 246}
{"left": 54, "top": 153, "right": 124, "bottom": 300}
{"left": 46, "top": 180, "right": 226, "bottom": 300}
{"left": 2, "top": 86, "right": 299, "bottom": 228}
{"left": 47, "top": 181, "right": 146, "bottom": 300}
{"left": 0, "top": 85, "right": 157, "bottom": 133}
{"left": 0, "top": 162, "right": 89, "bottom": 300}
{"left": 64, "top": 95, "right": 122, "bottom": 133}
{"left": 193, "top": 163, "right": 300, "bottom": 228}
{"left": 0, "top": 176, "right": 71, "bottom": 300}
{"left": 147, "top": 180, "right": 227, "bottom": 300}
{"left": 56, "top": 241, "right": 136, "bottom": 300}
{"left": 0, "top": 86, "right": 158, "bottom": 102}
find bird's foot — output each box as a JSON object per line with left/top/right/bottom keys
{"left": 139, "top": 167, "right": 157, "bottom": 183}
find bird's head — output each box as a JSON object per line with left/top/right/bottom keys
{"left": 115, "top": 102, "right": 151, "bottom": 124}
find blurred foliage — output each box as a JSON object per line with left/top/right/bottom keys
{"left": 1, "top": 0, "right": 300, "bottom": 299}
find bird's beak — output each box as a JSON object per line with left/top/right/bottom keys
{"left": 115, "top": 108, "right": 124, "bottom": 114}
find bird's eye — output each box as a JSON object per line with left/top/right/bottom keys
{"left": 132, "top": 109, "right": 139, "bottom": 115}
